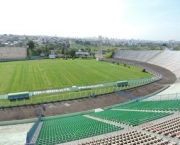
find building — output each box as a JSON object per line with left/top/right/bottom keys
{"left": 49, "top": 51, "right": 56, "bottom": 59}
{"left": 75, "top": 52, "right": 89, "bottom": 58}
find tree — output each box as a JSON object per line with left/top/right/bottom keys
{"left": 85, "top": 47, "right": 91, "bottom": 53}
{"left": 46, "top": 44, "right": 54, "bottom": 50}
{"left": 61, "top": 47, "right": 65, "bottom": 54}
{"left": 142, "top": 68, "right": 146, "bottom": 72}
{"left": 174, "top": 46, "right": 180, "bottom": 50}
{"left": 26, "top": 40, "right": 35, "bottom": 49}
{"left": 68, "top": 49, "right": 76, "bottom": 58}
{"left": 44, "top": 46, "right": 51, "bottom": 56}
{"left": 36, "top": 48, "right": 42, "bottom": 55}
{"left": 84, "top": 41, "right": 90, "bottom": 45}
{"left": 64, "top": 49, "right": 69, "bottom": 55}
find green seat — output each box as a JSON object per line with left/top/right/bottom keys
{"left": 36, "top": 115, "right": 123, "bottom": 145}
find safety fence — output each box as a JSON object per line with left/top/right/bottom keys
{"left": 115, "top": 91, "right": 136, "bottom": 100}
{"left": 0, "top": 56, "right": 42, "bottom": 62}
{"left": 0, "top": 78, "right": 156, "bottom": 108}
{"left": 142, "top": 93, "right": 180, "bottom": 101}
{"left": 42, "top": 109, "right": 95, "bottom": 121}
{"left": 0, "top": 118, "right": 37, "bottom": 126}
{"left": 138, "top": 85, "right": 170, "bottom": 101}
{"left": 104, "top": 85, "right": 170, "bottom": 110}
{"left": 105, "top": 91, "right": 180, "bottom": 112}
{"left": 104, "top": 99, "right": 137, "bottom": 110}
{"left": 26, "top": 115, "right": 42, "bottom": 144}
{"left": 30, "top": 78, "right": 153, "bottom": 96}
{"left": 0, "top": 57, "right": 27, "bottom": 62}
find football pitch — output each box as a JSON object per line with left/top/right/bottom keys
{"left": 0, "top": 59, "right": 152, "bottom": 94}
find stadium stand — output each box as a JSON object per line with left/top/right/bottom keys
{"left": 36, "top": 115, "right": 123, "bottom": 145}
{"left": 115, "top": 100, "right": 180, "bottom": 111}
{"left": 1, "top": 49, "right": 180, "bottom": 145}
{"left": 147, "top": 50, "right": 180, "bottom": 78}
{"left": 89, "top": 110, "right": 172, "bottom": 126}
{"left": 113, "top": 50, "right": 180, "bottom": 78}
{"left": 0, "top": 47, "right": 27, "bottom": 59}
{"left": 24, "top": 93, "right": 179, "bottom": 144}
{"left": 113, "top": 50, "right": 163, "bottom": 62}
{"left": 142, "top": 116, "right": 180, "bottom": 138}
{"left": 143, "top": 83, "right": 180, "bottom": 101}
{"left": 78, "top": 130, "right": 174, "bottom": 145}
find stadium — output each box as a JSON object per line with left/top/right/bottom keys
{"left": 0, "top": 48, "right": 180, "bottom": 145}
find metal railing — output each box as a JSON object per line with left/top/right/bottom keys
{"left": 0, "top": 78, "right": 156, "bottom": 108}
{"left": 26, "top": 115, "right": 42, "bottom": 144}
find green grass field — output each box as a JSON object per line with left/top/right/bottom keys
{"left": 0, "top": 59, "right": 152, "bottom": 94}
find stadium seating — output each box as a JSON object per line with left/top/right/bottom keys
{"left": 147, "top": 50, "right": 180, "bottom": 78}
{"left": 113, "top": 50, "right": 163, "bottom": 62}
{"left": 144, "top": 83, "right": 180, "bottom": 101}
{"left": 115, "top": 100, "right": 180, "bottom": 111}
{"left": 142, "top": 116, "right": 180, "bottom": 138}
{"left": 78, "top": 130, "right": 174, "bottom": 145}
{"left": 36, "top": 115, "right": 123, "bottom": 145}
{"left": 113, "top": 50, "right": 180, "bottom": 78}
{"left": 90, "top": 110, "right": 171, "bottom": 126}
{"left": 0, "top": 47, "right": 27, "bottom": 59}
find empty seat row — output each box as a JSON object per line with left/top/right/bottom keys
{"left": 36, "top": 115, "right": 123, "bottom": 145}
{"left": 79, "top": 130, "right": 176, "bottom": 145}
{"left": 142, "top": 116, "right": 180, "bottom": 138}
{"left": 90, "top": 109, "right": 172, "bottom": 126}
{"left": 116, "top": 100, "right": 180, "bottom": 111}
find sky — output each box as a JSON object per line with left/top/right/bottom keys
{"left": 0, "top": 0, "right": 180, "bottom": 41}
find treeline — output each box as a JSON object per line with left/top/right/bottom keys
{"left": 27, "top": 40, "right": 76, "bottom": 57}
{"left": 26, "top": 40, "right": 96, "bottom": 58}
